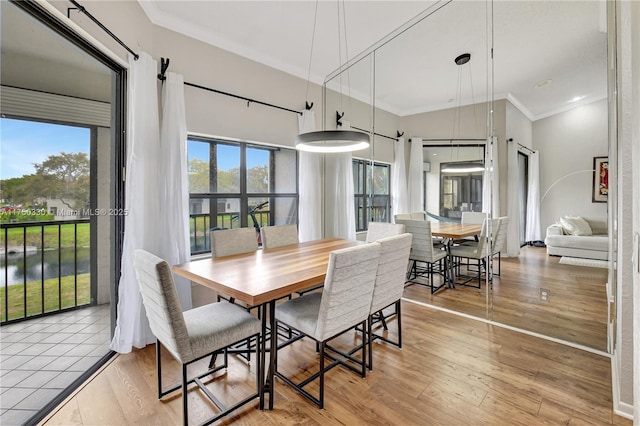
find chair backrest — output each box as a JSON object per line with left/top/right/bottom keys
{"left": 365, "top": 222, "right": 406, "bottom": 243}
{"left": 492, "top": 216, "right": 509, "bottom": 254}
{"left": 370, "top": 233, "right": 413, "bottom": 314}
{"left": 461, "top": 211, "right": 488, "bottom": 225}
{"left": 394, "top": 212, "right": 425, "bottom": 222}
{"left": 395, "top": 218, "right": 440, "bottom": 262}
{"left": 470, "top": 217, "right": 500, "bottom": 258}
{"left": 260, "top": 224, "right": 299, "bottom": 249}
{"left": 133, "top": 249, "right": 191, "bottom": 362}
{"left": 211, "top": 227, "right": 258, "bottom": 258}
{"left": 314, "top": 242, "right": 381, "bottom": 342}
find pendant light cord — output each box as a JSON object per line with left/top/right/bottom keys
{"left": 305, "top": 0, "right": 320, "bottom": 105}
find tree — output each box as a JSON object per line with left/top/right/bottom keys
{"left": 33, "top": 152, "right": 90, "bottom": 209}
{"left": 247, "top": 165, "right": 269, "bottom": 193}
{"left": 188, "top": 158, "right": 210, "bottom": 193}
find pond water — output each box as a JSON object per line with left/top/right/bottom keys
{"left": 1, "top": 247, "right": 90, "bottom": 286}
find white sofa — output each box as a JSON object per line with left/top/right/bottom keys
{"left": 544, "top": 217, "right": 608, "bottom": 260}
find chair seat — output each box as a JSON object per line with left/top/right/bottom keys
{"left": 449, "top": 245, "right": 488, "bottom": 260}
{"left": 275, "top": 292, "right": 322, "bottom": 338}
{"left": 182, "top": 302, "right": 261, "bottom": 362}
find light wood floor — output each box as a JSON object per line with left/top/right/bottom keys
{"left": 42, "top": 301, "right": 628, "bottom": 426}
{"left": 403, "top": 246, "right": 608, "bottom": 351}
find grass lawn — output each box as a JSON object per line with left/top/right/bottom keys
{"left": 0, "top": 273, "right": 90, "bottom": 322}
{"left": 1, "top": 222, "right": 90, "bottom": 250}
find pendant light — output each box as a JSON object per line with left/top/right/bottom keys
{"left": 295, "top": 0, "right": 370, "bottom": 153}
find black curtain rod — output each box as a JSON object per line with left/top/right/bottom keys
{"left": 414, "top": 138, "right": 487, "bottom": 142}
{"left": 507, "top": 138, "right": 535, "bottom": 154}
{"left": 184, "top": 81, "right": 302, "bottom": 116}
{"left": 67, "top": 0, "right": 139, "bottom": 60}
{"left": 350, "top": 125, "right": 400, "bottom": 141}
{"left": 158, "top": 57, "right": 301, "bottom": 116}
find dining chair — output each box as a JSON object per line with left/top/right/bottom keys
{"left": 490, "top": 216, "right": 509, "bottom": 275}
{"left": 460, "top": 216, "right": 508, "bottom": 275}
{"left": 395, "top": 218, "right": 448, "bottom": 294}
{"left": 394, "top": 212, "right": 425, "bottom": 222}
{"left": 132, "top": 249, "right": 262, "bottom": 426}
{"left": 367, "top": 233, "right": 413, "bottom": 371}
{"left": 260, "top": 224, "right": 299, "bottom": 249}
{"left": 211, "top": 227, "right": 258, "bottom": 258}
{"left": 449, "top": 217, "right": 500, "bottom": 288}
{"left": 456, "top": 211, "right": 488, "bottom": 244}
{"left": 365, "top": 222, "right": 406, "bottom": 242}
{"left": 210, "top": 227, "right": 259, "bottom": 360}
{"left": 274, "top": 242, "right": 381, "bottom": 408}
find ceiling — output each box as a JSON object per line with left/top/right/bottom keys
{"left": 139, "top": 0, "right": 608, "bottom": 121}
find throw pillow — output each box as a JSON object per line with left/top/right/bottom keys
{"left": 560, "top": 216, "right": 593, "bottom": 236}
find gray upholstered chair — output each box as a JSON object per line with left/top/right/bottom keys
{"left": 456, "top": 211, "right": 488, "bottom": 244}
{"left": 450, "top": 217, "right": 501, "bottom": 288}
{"left": 367, "top": 233, "right": 413, "bottom": 370}
{"left": 211, "top": 227, "right": 259, "bottom": 359}
{"left": 394, "top": 212, "right": 425, "bottom": 222}
{"left": 274, "top": 242, "right": 381, "bottom": 408}
{"left": 260, "top": 224, "right": 299, "bottom": 249}
{"left": 395, "top": 218, "right": 448, "bottom": 293}
{"left": 365, "top": 222, "right": 406, "bottom": 243}
{"left": 132, "top": 249, "right": 261, "bottom": 426}
{"left": 211, "top": 227, "right": 258, "bottom": 258}
{"left": 460, "top": 216, "right": 508, "bottom": 275}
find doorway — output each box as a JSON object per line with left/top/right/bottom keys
{"left": 0, "top": 1, "right": 125, "bottom": 424}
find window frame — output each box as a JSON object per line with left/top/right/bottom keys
{"left": 352, "top": 158, "right": 391, "bottom": 232}
{"left": 187, "top": 136, "right": 298, "bottom": 254}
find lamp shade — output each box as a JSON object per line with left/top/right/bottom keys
{"left": 295, "top": 129, "right": 370, "bottom": 153}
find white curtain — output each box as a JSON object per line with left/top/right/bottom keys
{"left": 297, "top": 111, "right": 323, "bottom": 242}
{"left": 325, "top": 153, "right": 356, "bottom": 240}
{"left": 483, "top": 136, "right": 500, "bottom": 216}
{"left": 506, "top": 140, "right": 521, "bottom": 257}
{"left": 392, "top": 137, "right": 409, "bottom": 219}
{"left": 408, "top": 137, "right": 424, "bottom": 213}
{"left": 525, "top": 150, "right": 542, "bottom": 242}
{"left": 111, "top": 52, "right": 160, "bottom": 353}
{"left": 158, "top": 72, "right": 192, "bottom": 310}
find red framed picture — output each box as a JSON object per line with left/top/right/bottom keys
{"left": 592, "top": 156, "right": 608, "bottom": 203}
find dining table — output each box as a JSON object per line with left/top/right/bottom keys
{"left": 172, "top": 237, "right": 363, "bottom": 410}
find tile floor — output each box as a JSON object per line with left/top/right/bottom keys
{"left": 0, "top": 304, "right": 112, "bottom": 426}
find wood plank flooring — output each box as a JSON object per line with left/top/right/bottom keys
{"left": 42, "top": 301, "right": 628, "bottom": 425}
{"left": 403, "top": 246, "right": 608, "bottom": 351}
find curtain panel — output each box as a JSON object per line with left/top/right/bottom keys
{"left": 158, "top": 72, "right": 192, "bottom": 310}
{"left": 297, "top": 111, "right": 323, "bottom": 242}
{"left": 392, "top": 137, "right": 409, "bottom": 219}
{"left": 408, "top": 137, "right": 424, "bottom": 213}
{"left": 111, "top": 52, "right": 159, "bottom": 353}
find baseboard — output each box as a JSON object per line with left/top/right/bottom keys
{"left": 611, "top": 354, "right": 635, "bottom": 420}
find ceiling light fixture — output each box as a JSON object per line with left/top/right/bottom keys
{"left": 295, "top": 0, "right": 370, "bottom": 153}
{"left": 441, "top": 162, "right": 485, "bottom": 173}
{"left": 569, "top": 96, "right": 585, "bottom": 103}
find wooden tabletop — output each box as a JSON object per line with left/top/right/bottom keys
{"left": 173, "top": 238, "right": 363, "bottom": 306}
{"left": 430, "top": 222, "right": 482, "bottom": 239}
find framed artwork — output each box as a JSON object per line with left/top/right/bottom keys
{"left": 592, "top": 156, "right": 608, "bottom": 203}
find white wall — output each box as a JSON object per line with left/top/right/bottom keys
{"left": 533, "top": 99, "right": 608, "bottom": 231}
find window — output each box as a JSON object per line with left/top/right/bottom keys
{"left": 353, "top": 159, "right": 390, "bottom": 232}
{"left": 439, "top": 161, "right": 483, "bottom": 220}
{"left": 187, "top": 137, "right": 298, "bottom": 254}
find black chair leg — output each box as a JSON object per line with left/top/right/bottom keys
{"left": 182, "top": 363, "right": 188, "bottom": 426}
{"left": 396, "top": 301, "right": 402, "bottom": 349}
{"left": 319, "top": 341, "right": 325, "bottom": 409}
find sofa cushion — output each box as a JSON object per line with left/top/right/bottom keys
{"left": 560, "top": 216, "right": 592, "bottom": 236}
{"left": 544, "top": 234, "right": 607, "bottom": 252}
